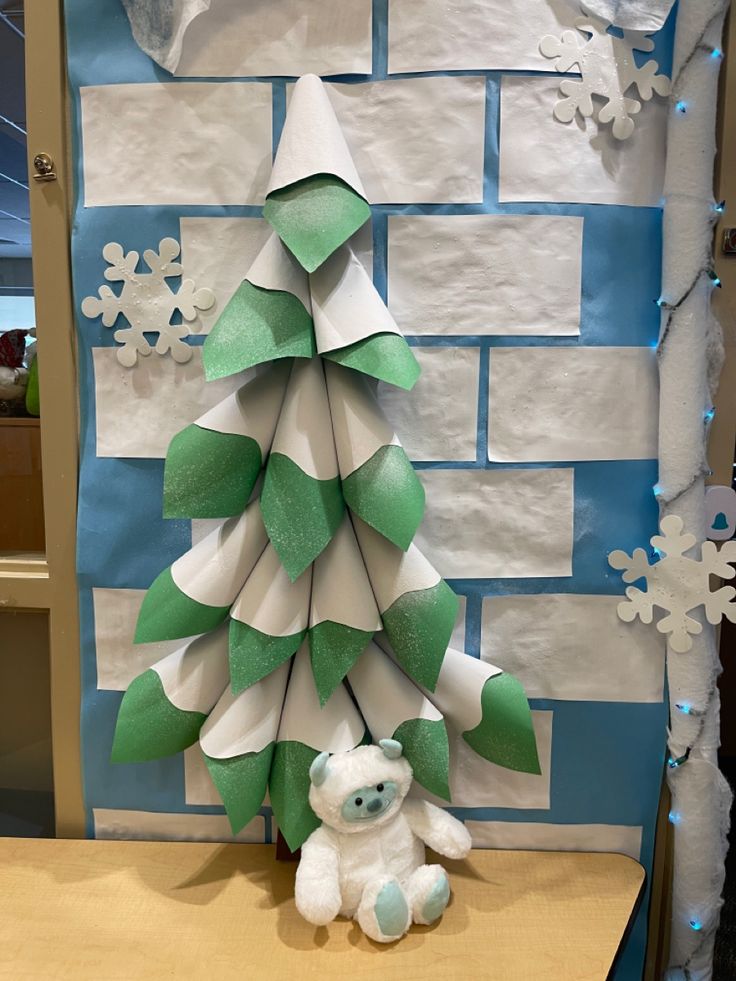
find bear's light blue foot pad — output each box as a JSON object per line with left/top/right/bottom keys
{"left": 375, "top": 881, "right": 409, "bottom": 938}
{"left": 421, "top": 873, "right": 450, "bottom": 924}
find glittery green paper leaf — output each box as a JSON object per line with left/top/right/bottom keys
{"left": 163, "top": 426, "right": 262, "bottom": 519}
{"left": 323, "top": 333, "right": 421, "bottom": 392}
{"left": 204, "top": 744, "right": 274, "bottom": 835}
{"left": 260, "top": 453, "right": 344, "bottom": 581}
{"left": 308, "top": 620, "right": 375, "bottom": 706}
{"left": 382, "top": 580, "right": 459, "bottom": 691}
{"left": 263, "top": 175, "right": 371, "bottom": 274}
{"left": 342, "top": 445, "right": 425, "bottom": 551}
{"left": 134, "top": 567, "right": 230, "bottom": 644}
{"left": 111, "top": 670, "right": 206, "bottom": 763}
{"left": 269, "top": 740, "right": 321, "bottom": 852}
{"left": 463, "top": 673, "right": 541, "bottom": 775}
{"left": 203, "top": 282, "right": 314, "bottom": 381}
{"left": 393, "top": 717, "right": 451, "bottom": 802}
{"left": 229, "top": 619, "right": 305, "bottom": 694}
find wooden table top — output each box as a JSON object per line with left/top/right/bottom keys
{"left": 0, "top": 838, "right": 644, "bottom": 981}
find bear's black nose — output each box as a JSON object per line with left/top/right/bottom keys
{"left": 367, "top": 798, "right": 382, "bottom": 813}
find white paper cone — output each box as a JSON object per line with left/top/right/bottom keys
{"left": 199, "top": 660, "right": 290, "bottom": 759}
{"left": 171, "top": 500, "right": 268, "bottom": 607}
{"left": 324, "top": 360, "right": 400, "bottom": 476}
{"left": 246, "top": 231, "right": 312, "bottom": 313}
{"left": 267, "top": 74, "right": 365, "bottom": 199}
{"left": 310, "top": 246, "right": 400, "bottom": 354}
{"left": 310, "top": 516, "right": 382, "bottom": 631}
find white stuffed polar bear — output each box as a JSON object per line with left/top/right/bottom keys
{"left": 294, "top": 738, "right": 472, "bottom": 943}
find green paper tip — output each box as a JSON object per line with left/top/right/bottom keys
{"left": 382, "top": 580, "right": 459, "bottom": 691}
{"left": 343, "top": 444, "right": 425, "bottom": 551}
{"left": 264, "top": 175, "right": 371, "bottom": 273}
{"left": 463, "top": 673, "right": 541, "bottom": 775}
{"left": 308, "top": 621, "right": 375, "bottom": 706}
{"left": 111, "top": 670, "right": 206, "bottom": 763}
{"left": 323, "top": 334, "right": 421, "bottom": 392}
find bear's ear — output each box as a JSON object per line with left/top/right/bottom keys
{"left": 379, "top": 739, "right": 403, "bottom": 760}
{"left": 309, "top": 751, "right": 330, "bottom": 787}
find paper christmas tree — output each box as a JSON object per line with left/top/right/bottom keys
{"left": 112, "top": 75, "right": 541, "bottom": 851}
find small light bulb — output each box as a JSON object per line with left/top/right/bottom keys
{"left": 676, "top": 703, "right": 692, "bottom": 715}
{"left": 668, "top": 811, "right": 682, "bottom": 825}
{"left": 690, "top": 920, "right": 703, "bottom": 932}
{"left": 705, "top": 408, "right": 716, "bottom": 422}
{"left": 676, "top": 101, "right": 688, "bottom": 113}
{"left": 653, "top": 484, "right": 663, "bottom": 497}
{"left": 712, "top": 48, "right": 723, "bottom": 59}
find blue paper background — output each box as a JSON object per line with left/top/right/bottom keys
{"left": 65, "top": 2, "right": 675, "bottom": 976}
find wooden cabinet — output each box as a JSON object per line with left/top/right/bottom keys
{"left": 0, "top": 418, "right": 45, "bottom": 552}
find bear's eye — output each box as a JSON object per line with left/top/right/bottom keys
{"left": 355, "top": 797, "right": 363, "bottom": 807}
{"left": 377, "top": 783, "right": 384, "bottom": 792}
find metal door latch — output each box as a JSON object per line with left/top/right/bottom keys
{"left": 723, "top": 228, "right": 736, "bottom": 255}
{"left": 32, "top": 152, "right": 57, "bottom": 182}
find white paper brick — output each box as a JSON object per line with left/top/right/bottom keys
{"left": 389, "top": 0, "right": 579, "bottom": 73}
{"left": 452, "top": 595, "right": 467, "bottom": 652}
{"left": 499, "top": 76, "right": 666, "bottom": 207}
{"left": 81, "top": 83, "right": 272, "bottom": 207}
{"left": 93, "top": 808, "right": 265, "bottom": 843}
{"left": 93, "top": 348, "right": 245, "bottom": 459}
{"left": 321, "top": 77, "right": 486, "bottom": 204}
{"left": 415, "top": 711, "right": 552, "bottom": 809}
{"left": 377, "top": 347, "right": 479, "bottom": 461}
{"left": 414, "top": 469, "right": 574, "bottom": 579}
{"left": 482, "top": 594, "right": 665, "bottom": 702}
{"left": 488, "top": 347, "right": 659, "bottom": 462}
{"left": 467, "top": 820, "right": 642, "bottom": 860}
{"left": 175, "top": 0, "right": 372, "bottom": 77}
{"left": 388, "top": 214, "right": 582, "bottom": 336}
{"left": 180, "top": 218, "right": 373, "bottom": 335}
{"left": 93, "top": 588, "right": 189, "bottom": 691}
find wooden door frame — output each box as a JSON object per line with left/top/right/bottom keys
{"left": 0, "top": 0, "right": 86, "bottom": 836}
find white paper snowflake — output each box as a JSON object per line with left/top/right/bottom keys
{"left": 539, "top": 12, "right": 671, "bottom": 140}
{"left": 81, "top": 238, "right": 215, "bottom": 367}
{"left": 608, "top": 516, "right": 736, "bottom": 653}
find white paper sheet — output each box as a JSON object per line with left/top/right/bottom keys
{"left": 121, "top": 0, "right": 211, "bottom": 74}
{"left": 174, "top": 0, "right": 372, "bottom": 77}
{"left": 388, "top": 0, "right": 580, "bottom": 74}
{"left": 387, "top": 215, "right": 582, "bottom": 336}
{"left": 310, "top": 78, "right": 486, "bottom": 205}
{"left": 93, "top": 348, "right": 247, "bottom": 458}
{"left": 80, "top": 83, "right": 272, "bottom": 207}
{"left": 413, "top": 712, "right": 553, "bottom": 809}
{"left": 93, "top": 807, "right": 265, "bottom": 843}
{"left": 584, "top": 0, "right": 675, "bottom": 30}
{"left": 414, "top": 469, "right": 574, "bottom": 579}
{"left": 276, "top": 643, "right": 365, "bottom": 751}
{"left": 499, "top": 77, "right": 666, "bottom": 207}
{"left": 180, "top": 217, "right": 372, "bottom": 335}
{"left": 467, "top": 820, "right": 642, "bottom": 859}
{"left": 377, "top": 347, "right": 479, "bottom": 462}
{"left": 93, "top": 588, "right": 188, "bottom": 691}
{"left": 482, "top": 594, "right": 666, "bottom": 702}
{"left": 184, "top": 745, "right": 223, "bottom": 805}
{"left": 171, "top": 503, "right": 267, "bottom": 608}
{"left": 488, "top": 347, "right": 659, "bottom": 462}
